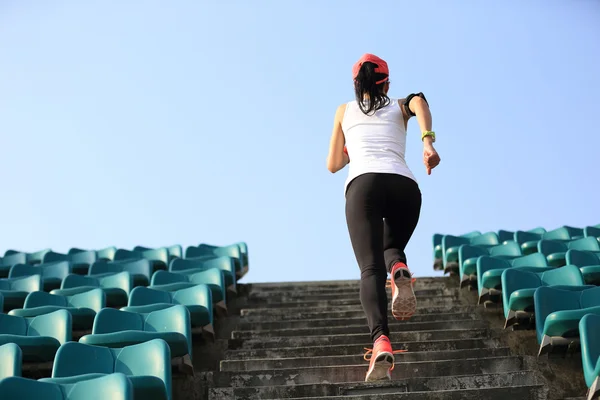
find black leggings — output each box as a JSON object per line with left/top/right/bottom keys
{"left": 345, "top": 173, "right": 422, "bottom": 343}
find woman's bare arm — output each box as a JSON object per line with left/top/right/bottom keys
{"left": 326, "top": 104, "right": 349, "bottom": 173}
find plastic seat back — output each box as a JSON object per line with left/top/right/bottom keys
{"left": 114, "top": 339, "right": 172, "bottom": 400}
{"left": 501, "top": 269, "right": 543, "bottom": 319}
{"left": 143, "top": 305, "right": 192, "bottom": 355}
{"left": 543, "top": 227, "right": 573, "bottom": 241}
{"left": 98, "top": 272, "right": 133, "bottom": 296}
{"left": 534, "top": 286, "right": 585, "bottom": 342}
{"left": 489, "top": 241, "right": 522, "bottom": 257}
{"left": 68, "top": 289, "right": 105, "bottom": 312}
{"left": 0, "top": 292, "right": 3, "bottom": 312}
{"left": 10, "top": 261, "right": 71, "bottom": 283}
{"left": 566, "top": 249, "right": 600, "bottom": 267}
{"left": 114, "top": 249, "right": 143, "bottom": 261}
{"left": 0, "top": 314, "right": 27, "bottom": 335}
{"left": 568, "top": 236, "right": 600, "bottom": 252}
{"left": 61, "top": 274, "right": 99, "bottom": 289}
{"left": 469, "top": 232, "right": 499, "bottom": 246}
{"left": 26, "top": 310, "right": 72, "bottom": 344}
{"left": 538, "top": 240, "right": 568, "bottom": 256}
{"left": 172, "top": 284, "right": 213, "bottom": 322}
{"left": 128, "top": 287, "right": 172, "bottom": 306}
{"left": 51, "top": 341, "right": 114, "bottom": 377}
{"left": 0, "top": 377, "right": 64, "bottom": 399}
{"left": 2, "top": 274, "right": 42, "bottom": 292}
{"left": 92, "top": 308, "right": 144, "bottom": 334}
{"left": 498, "top": 230, "right": 514, "bottom": 243}
{"left": 514, "top": 231, "right": 542, "bottom": 245}
{"left": 189, "top": 268, "right": 225, "bottom": 291}
{"left": 110, "top": 259, "right": 152, "bottom": 281}
{"left": 585, "top": 226, "right": 600, "bottom": 240}
{"left": 511, "top": 253, "right": 548, "bottom": 268}
{"left": 580, "top": 314, "right": 600, "bottom": 388}
{"left": 564, "top": 225, "right": 585, "bottom": 239}
{"left": 96, "top": 247, "right": 117, "bottom": 261}
{"left": 89, "top": 261, "right": 124, "bottom": 276}
{"left": 141, "top": 248, "right": 169, "bottom": 266}
{"left": 528, "top": 227, "right": 547, "bottom": 235}
{"left": 0, "top": 343, "right": 22, "bottom": 379}
{"left": 167, "top": 245, "right": 182, "bottom": 260}
{"left": 26, "top": 249, "right": 51, "bottom": 265}
{"left": 581, "top": 287, "right": 600, "bottom": 309}
{"left": 150, "top": 270, "right": 188, "bottom": 286}
{"left": 0, "top": 253, "right": 27, "bottom": 267}
{"left": 24, "top": 291, "right": 69, "bottom": 308}
{"left": 540, "top": 265, "right": 585, "bottom": 286}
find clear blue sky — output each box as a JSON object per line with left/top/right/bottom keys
{"left": 1, "top": 1, "right": 599, "bottom": 283}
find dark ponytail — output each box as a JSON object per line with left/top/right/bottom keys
{"left": 354, "top": 61, "right": 390, "bottom": 115}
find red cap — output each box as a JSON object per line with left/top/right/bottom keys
{"left": 352, "top": 53, "right": 389, "bottom": 84}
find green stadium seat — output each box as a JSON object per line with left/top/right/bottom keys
{"left": 585, "top": 226, "right": 600, "bottom": 242}
{"left": 567, "top": 249, "right": 600, "bottom": 285}
{"left": 0, "top": 292, "right": 3, "bottom": 312}
{"left": 186, "top": 244, "right": 244, "bottom": 278}
{"left": 515, "top": 226, "right": 581, "bottom": 256}
{"left": 43, "top": 251, "right": 97, "bottom": 275}
{"left": 0, "top": 309, "right": 71, "bottom": 362}
{"left": 502, "top": 265, "right": 588, "bottom": 328}
{"left": 498, "top": 230, "right": 515, "bottom": 243}
{"left": 458, "top": 241, "right": 522, "bottom": 287}
{"left": 79, "top": 305, "right": 192, "bottom": 373}
{"left": 114, "top": 248, "right": 168, "bottom": 273}
{"left": 0, "top": 275, "right": 42, "bottom": 312}
{"left": 441, "top": 231, "right": 498, "bottom": 275}
{"left": 432, "top": 233, "right": 444, "bottom": 270}
{"left": 134, "top": 245, "right": 183, "bottom": 263}
{"left": 121, "top": 284, "right": 214, "bottom": 336}
{"left": 0, "top": 373, "right": 134, "bottom": 400}
{"left": 89, "top": 259, "right": 152, "bottom": 287}
{"left": 9, "top": 261, "right": 71, "bottom": 292}
{"left": 9, "top": 289, "right": 105, "bottom": 331}
{"left": 477, "top": 253, "right": 550, "bottom": 303}
{"left": 170, "top": 256, "right": 236, "bottom": 293}
{"left": 579, "top": 313, "right": 600, "bottom": 400}
{"left": 0, "top": 253, "right": 28, "bottom": 278}
{"left": 40, "top": 339, "right": 171, "bottom": 400}
{"left": 514, "top": 231, "right": 544, "bottom": 255}
{"left": 51, "top": 272, "right": 132, "bottom": 308}
{"left": 535, "top": 286, "right": 600, "bottom": 356}
{"left": 538, "top": 237, "right": 600, "bottom": 267}
{"left": 150, "top": 268, "right": 227, "bottom": 313}
{"left": 0, "top": 343, "right": 22, "bottom": 379}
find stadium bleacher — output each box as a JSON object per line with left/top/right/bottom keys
{"left": 436, "top": 224, "right": 600, "bottom": 400}
{"left": 0, "top": 241, "right": 248, "bottom": 400}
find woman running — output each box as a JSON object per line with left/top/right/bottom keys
{"left": 326, "top": 53, "right": 440, "bottom": 382}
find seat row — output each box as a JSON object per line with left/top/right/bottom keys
{"left": 432, "top": 225, "right": 600, "bottom": 400}
{"left": 0, "top": 241, "right": 249, "bottom": 400}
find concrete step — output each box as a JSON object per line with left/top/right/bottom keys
{"left": 208, "top": 370, "right": 543, "bottom": 399}
{"left": 280, "top": 385, "right": 547, "bottom": 400}
{"left": 246, "top": 288, "right": 458, "bottom": 302}
{"left": 234, "top": 312, "right": 477, "bottom": 331}
{"left": 228, "top": 328, "right": 493, "bottom": 350}
{"left": 223, "top": 337, "right": 504, "bottom": 360}
{"left": 220, "top": 347, "right": 511, "bottom": 371}
{"left": 239, "top": 295, "right": 461, "bottom": 310}
{"left": 239, "top": 306, "right": 477, "bottom": 322}
{"left": 245, "top": 277, "right": 455, "bottom": 291}
{"left": 231, "top": 319, "right": 488, "bottom": 339}
{"left": 208, "top": 356, "right": 528, "bottom": 388}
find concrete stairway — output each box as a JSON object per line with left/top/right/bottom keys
{"left": 204, "top": 277, "right": 587, "bottom": 400}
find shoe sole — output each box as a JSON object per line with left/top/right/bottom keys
{"left": 391, "top": 268, "right": 417, "bottom": 321}
{"left": 365, "top": 352, "right": 394, "bottom": 382}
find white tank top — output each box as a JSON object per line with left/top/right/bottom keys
{"left": 341, "top": 98, "right": 417, "bottom": 193}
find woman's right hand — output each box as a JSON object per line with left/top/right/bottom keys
{"left": 423, "top": 143, "right": 440, "bottom": 175}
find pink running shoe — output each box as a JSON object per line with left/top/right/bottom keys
{"left": 389, "top": 262, "right": 417, "bottom": 321}
{"left": 363, "top": 335, "right": 396, "bottom": 381}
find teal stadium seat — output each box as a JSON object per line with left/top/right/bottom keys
{"left": 51, "top": 271, "right": 132, "bottom": 308}
{"left": 498, "top": 230, "right": 515, "bottom": 244}
{"left": 432, "top": 233, "right": 444, "bottom": 270}
{"left": 535, "top": 286, "right": 600, "bottom": 356}
{"left": 538, "top": 237, "right": 600, "bottom": 268}
{"left": 477, "top": 252, "right": 550, "bottom": 304}
{"left": 0, "top": 253, "right": 27, "bottom": 278}
{"left": 458, "top": 241, "right": 522, "bottom": 287}
{"left": 44, "top": 251, "right": 98, "bottom": 275}
{"left": 40, "top": 339, "right": 171, "bottom": 400}
{"left": 9, "top": 289, "right": 105, "bottom": 331}
{"left": 0, "top": 343, "right": 22, "bottom": 379}
{"left": 114, "top": 248, "right": 168, "bottom": 273}
{"left": 121, "top": 284, "right": 214, "bottom": 336}
{"left": 89, "top": 259, "right": 152, "bottom": 287}
{"left": 170, "top": 256, "right": 236, "bottom": 293}
{"left": 0, "top": 274, "right": 42, "bottom": 312}
{"left": 515, "top": 226, "right": 581, "bottom": 256}
{"left": 0, "top": 309, "right": 71, "bottom": 362}
{"left": 441, "top": 231, "right": 497, "bottom": 275}
{"left": 9, "top": 261, "right": 71, "bottom": 292}
{"left": 134, "top": 245, "right": 183, "bottom": 263}
{"left": 501, "top": 265, "right": 589, "bottom": 328}
{"left": 0, "top": 373, "right": 134, "bottom": 400}
{"left": 150, "top": 268, "right": 227, "bottom": 314}
{"left": 79, "top": 305, "right": 193, "bottom": 373}
{"left": 580, "top": 314, "right": 600, "bottom": 400}
{"left": 567, "top": 249, "right": 600, "bottom": 285}
{"left": 186, "top": 243, "right": 245, "bottom": 278}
